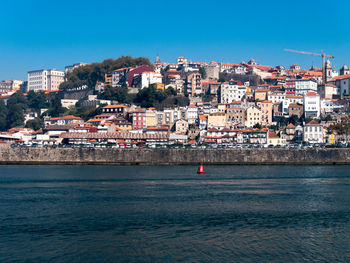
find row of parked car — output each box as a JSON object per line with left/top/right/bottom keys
{"left": 10, "top": 142, "right": 350, "bottom": 149}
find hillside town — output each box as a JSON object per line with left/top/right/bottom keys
{"left": 1, "top": 55, "right": 350, "bottom": 148}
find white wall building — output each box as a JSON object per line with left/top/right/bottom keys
{"left": 28, "top": 69, "right": 65, "bottom": 92}
{"left": 303, "top": 92, "right": 320, "bottom": 118}
{"left": 139, "top": 71, "right": 162, "bottom": 89}
{"left": 64, "top": 63, "right": 87, "bottom": 73}
{"left": 330, "top": 74, "right": 350, "bottom": 96}
{"left": 268, "top": 92, "right": 285, "bottom": 104}
{"left": 295, "top": 79, "right": 317, "bottom": 96}
{"left": 220, "top": 82, "right": 247, "bottom": 103}
{"left": 187, "top": 104, "right": 198, "bottom": 124}
{"left": 303, "top": 120, "right": 324, "bottom": 144}
{"left": 320, "top": 98, "right": 343, "bottom": 115}
{"left": 61, "top": 99, "right": 78, "bottom": 108}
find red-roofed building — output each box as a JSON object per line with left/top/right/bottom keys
{"left": 102, "top": 104, "right": 129, "bottom": 117}
{"left": 48, "top": 115, "right": 83, "bottom": 126}
{"left": 127, "top": 65, "right": 153, "bottom": 87}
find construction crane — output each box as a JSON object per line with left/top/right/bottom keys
{"left": 284, "top": 49, "right": 335, "bottom": 85}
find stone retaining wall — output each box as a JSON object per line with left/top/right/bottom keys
{"left": 0, "top": 148, "right": 349, "bottom": 165}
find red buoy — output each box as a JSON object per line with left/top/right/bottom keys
{"left": 197, "top": 163, "right": 205, "bottom": 174}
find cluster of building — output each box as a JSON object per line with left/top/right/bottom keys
{"left": 1, "top": 56, "right": 350, "bottom": 147}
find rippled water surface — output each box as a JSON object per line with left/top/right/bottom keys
{"left": 1, "top": 165, "right": 350, "bottom": 262}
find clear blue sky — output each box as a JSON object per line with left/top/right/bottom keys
{"left": 0, "top": 0, "right": 349, "bottom": 80}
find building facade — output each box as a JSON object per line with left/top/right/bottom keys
{"left": 304, "top": 92, "right": 320, "bottom": 118}
{"left": 303, "top": 120, "right": 324, "bottom": 144}
{"left": 185, "top": 73, "right": 202, "bottom": 96}
{"left": 245, "top": 106, "right": 262, "bottom": 128}
{"left": 28, "top": 69, "right": 64, "bottom": 92}
{"left": 220, "top": 81, "right": 247, "bottom": 103}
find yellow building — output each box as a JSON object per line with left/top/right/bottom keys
{"left": 268, "top": 132, "right": 287, "bottom": 146}
{"left": 105, "top": 73, "right": 112, "bottom": 86}
{"left": 257, "top": 100, "right": 273, "bottom": 125}
{"left": 115, "top": 122, "right": 132, "bottom": 131}
{"left": 207, "top": 112, "right": 227, "bottom": 129}
{"left": 145, "top": 109, "right": 158, "bottom": 127}
{"left": 245, "top": 106, "right": 262, "bottom": 128}
{"left": 155, "top": 83, "right": 165, "bottom": 90}
{"left": 217, "top": 103, "right": 227, "bottom": 113}
{"left": 254, "top": 89, "right": 268, "bottom": 101}
{"left": 327, "top": 132, "right": 336, "bottom": 144}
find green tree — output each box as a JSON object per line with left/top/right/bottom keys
{"left": 61, "top": 56, "right": 153, "bottom": 90}
{"left": 199, "top": 67, "right": 207, "bottom": 79}
{"left": 253, "top": 123, "right": 262, "bottom": 129}
{"left": 25, "top": 118, "right": 43, "bottom": 131}
{"left": 328, "top": 117, "right": 350, "bottom": 142}
{"left": 0, "top": 100, "right": 8, "bottom": 131}
{"left": 288, "top": 115, "right": 299, "bottom": 126}
{"left": 277, "top": 116, "right": 288, "bottom": 128}
{"left": 7, "top": 104, "right": 24, "bottom": 128}
{"left": 134, "top": 85, "right": 168, "bottom": 108}
{"left": 100, "top": 85, "right": 130, "bottom": 103}
{"left": 7, "top": 91, "right": 27, "bottom": 110}
{"left": 27, "top": 91, "right": 49, "bottom": 111}
{"left": 165, "top": 86, "right": 177, "bottom": 96}
{"left": 158, "top": 96, "right": 189, "bottom": 109}
{"left": 45, "top": 97, "right": 66, "bottom": 117}
{"left": 322, "top": 114, "right": 333, "bottom": 121}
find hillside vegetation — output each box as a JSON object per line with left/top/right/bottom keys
{"left": 59, "top": 56, "right": 153, "bottom": 90}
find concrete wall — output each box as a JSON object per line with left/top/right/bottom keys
{"left": 1, "top": 148, "right": 350, "bottom": 165}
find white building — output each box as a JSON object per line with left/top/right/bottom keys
{"left": 139, "top": 71, "right": 162, "bottom": 89}
{"left": 320, "top": 98, "right": 342, "bottom": 115}
{"left": 330, "top": 74, "right": 350, "bottom": 96}
{"left": 303, "top": 120, "right": 324, "bottom": 144}
{"left": 324, "top": 84, "right": 339, "bottom": 99}
{"left": 303, "top": 92, "right": 320, "bottom": 119}
{"left": 268, "top": 92, "right": 285, "bottom": 104}
{"left": 220, "top": 82, "right": 247, "bottom": 103}
{"left": 198, "top": 115, "right": 208, "bottom": 130}
{"left": 0, "top": 80, "right": 24, "bottom": 93}
{"left": 187, "top": 104, "right": 198, "bottom": 124}
{"left": 295, "top": 79, "right": 317, "bottom": 96}
{"left": 64, "top": 63, "right": 87, "bottom": 73}
{"left": 177, "top": 57, "right": 188, "bottom": 65}
{"left": 232, "top": 65, "right": 246, "bottom": 75}
{"left": 28, "top": 69, "right": 65, "bottom": 92}
{"left": 61, "top": 99, "right": 78, "bottom": 108}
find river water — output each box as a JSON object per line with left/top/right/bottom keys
{"left": 1, "top": 165, "right": 350, "bottom": 262}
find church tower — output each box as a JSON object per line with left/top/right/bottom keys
{"left": 325, "top": 59, "right": 333, "bottom": 82}
{"left": 340, "top": 64, "right": 350, "bottom": 75}
{"left": 155, "top": 54, "right": 160, "bottom": 64}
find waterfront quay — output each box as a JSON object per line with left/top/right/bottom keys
{"left": 2, "top": 147, "right": 350, "bottom": 165}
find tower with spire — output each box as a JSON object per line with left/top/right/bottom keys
{"left": 340, "top": 64, "right": 350, "bottom": 75}
{"left": 155, "top": 54, "right": 160, "bottom": 64}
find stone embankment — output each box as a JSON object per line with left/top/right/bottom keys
{"left": 1, "top": 147, "right": 350, "bottom": 165}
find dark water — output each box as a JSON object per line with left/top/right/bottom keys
{"left": 1, "top": 165, "right": 350, "bottom": 262}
